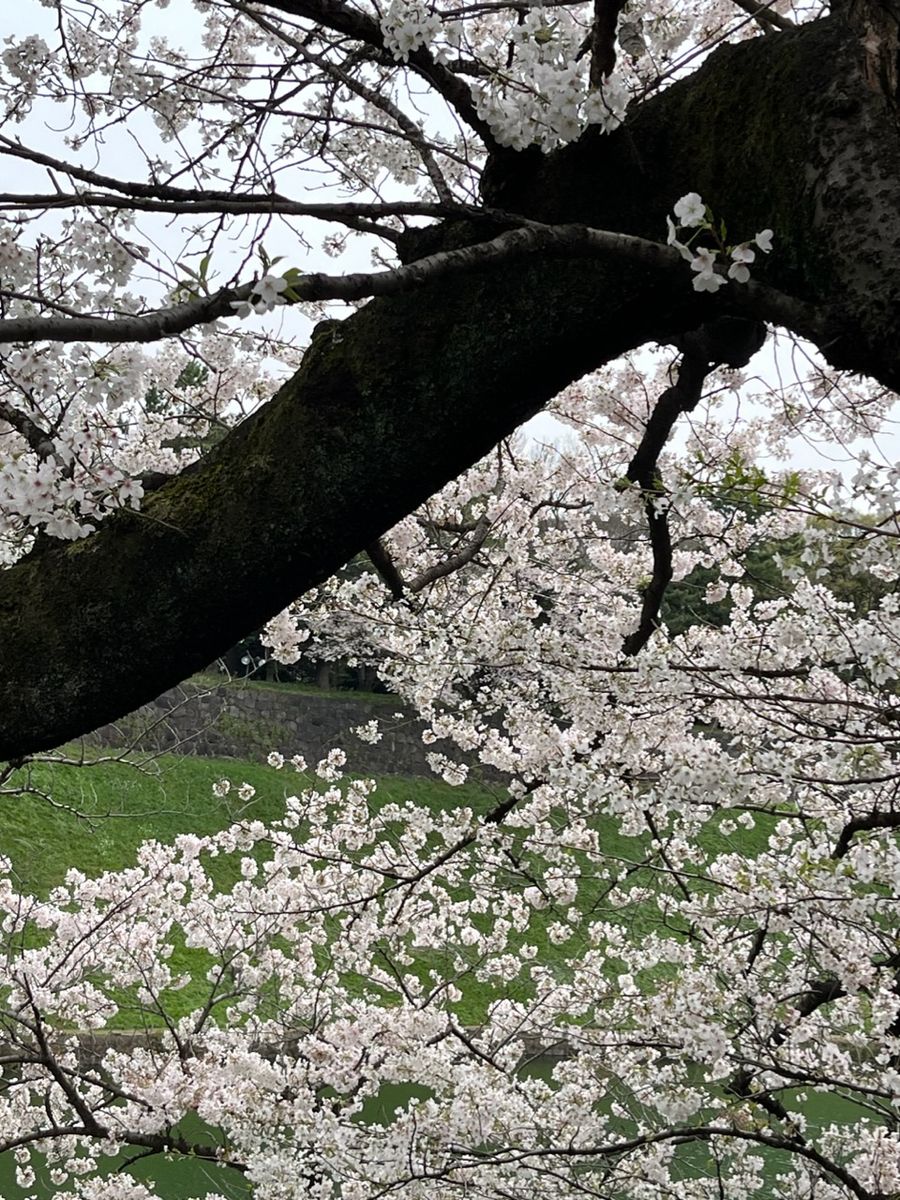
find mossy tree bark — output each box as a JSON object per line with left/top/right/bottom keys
{"left": 1, "top": 7, "right": 898, "bottom": 758}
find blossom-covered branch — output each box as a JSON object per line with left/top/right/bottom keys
{"left": 0, "top": 223, "right": 828, "bottom": 346}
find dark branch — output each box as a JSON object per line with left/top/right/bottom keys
{"left": 409, "top": 516, "right": 492, "bottom": 592}
{"left": 0, "top": 401, "right": 57, "bottom": 461}
{"left": 366, "top": 537, "right": 407, "bottom": 599}
{"left": 589, "top": 0, "right": 627, "bottom": 86}
{"left": 832, "top": 809, "right": 900, "bottom": 858}
{"left": 731, "top": 0, "right": 796, "bottom": 31}
{"left": 621, "top": 318, "right": 767, "bottom": 657}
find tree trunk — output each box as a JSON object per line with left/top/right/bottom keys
{"left": 316, "top": 661, "right": 334, "bottom": 691}
{"left": 1, "top": 9, "right": 898, "bottom": 759}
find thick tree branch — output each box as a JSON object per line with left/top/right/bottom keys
{"left": 0, "top": 247, "right": 716, "bottom": 756}
{"left": 3, "top": 13, "right": 900, "bottom": 755}
{"left": 731, "top": 0, "right": 796, "bottom": 31}
{"left": 0, "top": 224, "right": 827, "bottom": 347}
{"left": 0, "top": 401, "right": 57, "bottom": 461}
{"left": 589, "top": 0, "right": 627, "bottom": 86}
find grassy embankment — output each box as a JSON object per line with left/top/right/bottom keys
{"left": 0, "top": 749, "right": 671, "bottom": 1025}
{"left": 0, "top": 752, "right": 864, "bottom": 1198}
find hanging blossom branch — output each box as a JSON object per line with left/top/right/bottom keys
{"left": 446, "top": 1127, "right": 875, "bottom": 1200}
{"left": 612, "top": 309, "right": 874, "bottom": 1120}
{"left": 0, "top": 223, "right": 829, "bottom": 346}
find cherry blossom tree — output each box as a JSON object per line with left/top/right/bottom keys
{"left": 5, "top": 413, "right": 900, "bottom": 1199}
{"left": 2, "top": 0, "right": 900, "bottom": 1197}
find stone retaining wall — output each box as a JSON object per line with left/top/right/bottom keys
{"left": 87, "top": 680, "right": 500, "bottom": 781}
{"left": 4, "top": 1027, "right": 574, "bottom": 1073}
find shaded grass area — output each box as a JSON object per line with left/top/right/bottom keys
{"left": 189, "top": 672, "right": 400, "bottom": 704}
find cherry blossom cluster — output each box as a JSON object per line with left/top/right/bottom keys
{"left": 0, "top": 437, "right": 143, "bottom": 541}
{"left": 260, "top": 609, "right": 311, "bottom": 664}
{"left": 230, "top": 275, "right": 291, "bottom": 320}
{"left": 472, "top": 8, "right": 631, "bottom": 150}
{"left": 380, "top": 0, "right": 442, "bottom": 62}
{"left": 667, "top": 193, "right": 774, "bottom": 292}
